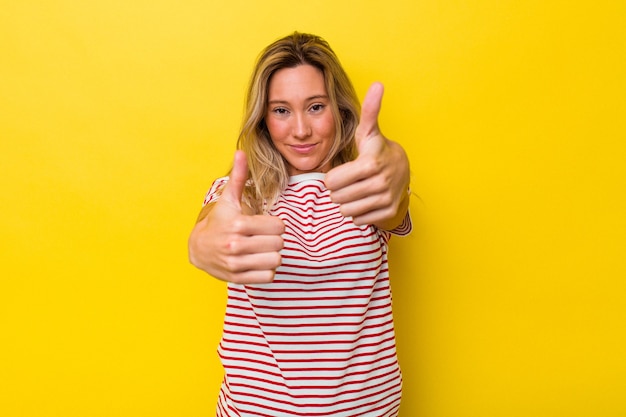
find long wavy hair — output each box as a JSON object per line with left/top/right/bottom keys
{"left": 237, "top": 32, "right": 360, "bottom": 213}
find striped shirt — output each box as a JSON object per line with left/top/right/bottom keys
{"left": 203, "top": 172, "right": 411, "bottom": 417}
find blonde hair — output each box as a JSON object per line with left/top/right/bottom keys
{"left": 237, "top": 32, "right": 360, "bottom": 213}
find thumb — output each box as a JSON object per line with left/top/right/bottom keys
{"left": 355, "top": 82, "right": 384, "bottom": 150}
{"left": 221, "top": 150, "right": 249, "bottom": 209}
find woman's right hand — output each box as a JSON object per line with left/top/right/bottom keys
{"left": 188, "top": 151, "right": 285, "bottom": 284}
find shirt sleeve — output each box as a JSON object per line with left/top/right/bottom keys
{"left": 389, "top": 210, "right": 412, "bottom": 236}
{"left": 378, "top": 210, "right": 412, "bottom": 245}
{"left": 202, "top": 176, "right": 229, "bottom": 207}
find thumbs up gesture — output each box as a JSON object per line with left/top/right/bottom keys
{"left": 325, "top": 83, "right": 410, "bottom": 230}
{"left": 188, "top": 151, "right": 285, "bottom": 284}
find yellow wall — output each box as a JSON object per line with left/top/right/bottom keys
{"left": 1, "top": 1, "right": 624, "bottom": 416}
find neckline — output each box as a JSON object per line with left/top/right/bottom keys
{"left": 288, "top": 172, "right": 326, "bottom": 183}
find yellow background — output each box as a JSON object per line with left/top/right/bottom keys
{"left": 1, "top": 1, "right": 625, "bottom": 416}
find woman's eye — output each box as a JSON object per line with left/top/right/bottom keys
{"left": 310, "top": 104, "right": 325, "bottom": 112}
{"left": 273, "top": 107, "right": 289, "bottom": 115}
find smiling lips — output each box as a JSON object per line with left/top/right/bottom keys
{"left": 290, "top": 143, "right": 317, "bottom": 154}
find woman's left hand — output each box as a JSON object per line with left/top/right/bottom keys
{"left": 325, "top": 82, "right": 410, "bottom": 230}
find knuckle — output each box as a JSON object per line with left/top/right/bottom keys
{"left": 223, "top": 256, "right": 241, "bottom": 273}
{"left": 223, "top": 237, "right": 239, "bottom": 255}
{"left": 231, "top": 217, "right": 247, "bottom": 234}
{"left": 225, "top": 233, "right": 251, "bottom": 256}
{"left": 361, "top": 157, "right": 380, "bottom": 175}
{"left": 384, "top": 206, "right": 396, "bottom": 220}
{"left": 367, "top": 172, "right": 392, "bottom": 194}
{"left": 379, "top": 192, "right": 393, "bottom": 208}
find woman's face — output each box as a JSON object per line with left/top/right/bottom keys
{"left": 265, "top": 64, "right": 336, "bottom": 176}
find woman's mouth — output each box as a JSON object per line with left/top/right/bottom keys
{"left": 290, "top": 144, "right": 316, "bottom": 154}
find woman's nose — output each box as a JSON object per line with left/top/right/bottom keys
{"left": 292, "top": 114, "right": 311, "bottom": 139}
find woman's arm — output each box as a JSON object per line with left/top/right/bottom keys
{"left": 325, "top": 83, "right": 411, "bottom": 231}
{"left": 188, "top": 151, "right": 285, "bottom": 284}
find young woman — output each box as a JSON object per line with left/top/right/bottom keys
{"left": 189, "top": 32, "right": 411, "bottom": 417}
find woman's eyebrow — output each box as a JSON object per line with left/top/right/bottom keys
{"left": 268, "top": 94, "right": 329, "bottom": 105}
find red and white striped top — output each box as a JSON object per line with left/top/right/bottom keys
{"left": 203, "top": 172, "right": 411, "bottom": 417}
